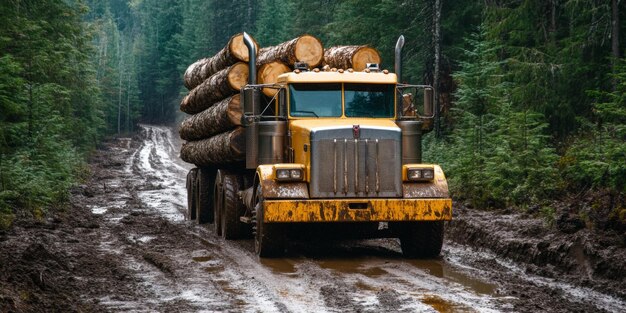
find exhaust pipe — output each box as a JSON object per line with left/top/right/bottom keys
{"left": 243, "top": 32, "right": 256, "bottom": 85}
{"left": 395, "top": 35, "right": 405, "bottom": 84}
{"left": 243, "top": 32, "right": 260, "bottom": 169}
{"left": 395, "top": 35, "right": 405, "bottom": 119}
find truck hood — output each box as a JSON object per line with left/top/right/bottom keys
{"left": 290, "top": 118, "right": 400, "bottom": 134}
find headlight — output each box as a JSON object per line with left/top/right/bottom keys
{"left": 276, "top": 169, "right": 291, "bottom": 180}
{"left": 408, "top": 169, "right": 422, "bottom": 180}
{"left": 274, "top": 166, "right": 304, "bottom": 182}
{"left": 290, "top": 169, "right": 302, "bottom": 179}
{"left": 422, "top": 169, "right": 434, "bottom": 179}
{"left": 405, "top": 166, "right": 435, "bottom": 182}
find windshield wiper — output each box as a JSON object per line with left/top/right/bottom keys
{"left": 291, "top": 110, "right": 319, "bottom": 117}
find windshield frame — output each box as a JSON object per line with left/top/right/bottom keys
{"left": 287, "top": 83, "right": 397, "bottom": 119}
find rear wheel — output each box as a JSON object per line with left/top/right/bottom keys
{"left": 186, "top": 168, "right": 198, "bottom": 220}
{"left": 195, "top": 167, "right": 216, "bottom": 224}
{"left": 213, "top": 170, "right": 224, "bottom": 236}
{"left": 253, "top": 184, "right": 285, "bottom": 257}
{"left": 396, "top": 221, "right": 444, "bottom": 258}
{"left": 221, "top": 174, "right": 244, "bottom": 239}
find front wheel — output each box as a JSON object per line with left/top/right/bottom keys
{"left": 253, "top": 184, "right": 285, "bottom": 257}
{"left": 396, "top": 221, "right": 444, "bottom": 258}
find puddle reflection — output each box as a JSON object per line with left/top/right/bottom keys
{"left": 407, "top": 259, "right": 497, "bottom": 295}
{"left": 260, "top": 258, "right": 297, "bottom": 274}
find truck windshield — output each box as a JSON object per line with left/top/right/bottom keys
{"left": 344, "top": 84, "right": 395, "bottom": 118}
{"left": 289, "top": 83, "right": 342, "bottom": 117}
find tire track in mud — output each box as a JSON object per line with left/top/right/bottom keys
{"left": 88, "top": 124, "right": 625, "bottom": 312}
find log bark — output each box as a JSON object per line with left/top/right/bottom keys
{"left": 179, "top": 94, "right": 242, "bottom": 141}
{"left": 180, "top": 62, "right": 248, "bottom": 114}
{"left": 180, "top": 127, "right": 246, "bottom": 166}
{"left": 257, "top": 61, "right": 291, "bottom": 97}
{"left": 323, "top": 46, "right": 381, "bottom": 71}
{"left": 183, "top": 33, "right": 258, "bottom": 90}
{"left": 257, "top": 35, "right": 324, "bottom": 68}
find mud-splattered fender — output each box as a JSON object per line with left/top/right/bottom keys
{"left": 402, "top": 165, "right": 449, "bottom": 198}
{"left": 255, "top": 165, "right": 309, "bottom": 199}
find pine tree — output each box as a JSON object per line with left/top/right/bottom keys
{"left": 424, "top": 27, "right": 559, "bottom": 207}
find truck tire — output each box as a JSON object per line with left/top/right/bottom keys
{"left": 195, "top": 167, "right": 216, "bottom": 224}
{"left": 397, "top": 221, "right": 444, "bottom": 258}
{"left": 186, "top": 168, "right": 198, "bottom": 220}
{"left": 252, "top": 184, "right": 285, "bottom": 257}
{"left": 213, "top": 170, "right": 224, "bottom": 236}
{"left": 221, "top": 174, "right": 244, "bottom": 239}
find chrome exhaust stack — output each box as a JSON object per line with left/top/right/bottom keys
{"left": 395, "top": 35, "right": 405, "bottom": 120}
{"left": 243, "top": 32, "right": 256, "bottom": 85}
{"left": 243, "top": 32, "right": 260, "bottom": 169}
{"left": 395, "top": 35, "right": 405, "bottom": 84}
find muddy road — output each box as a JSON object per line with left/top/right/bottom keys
{"left": 2, "top": 124, "right": 624, "bottom": 312}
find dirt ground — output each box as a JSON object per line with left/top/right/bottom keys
{"left": 0, "top": 124, "right": 624, "bottom": 312}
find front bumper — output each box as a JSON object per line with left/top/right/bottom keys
{"left": 263, "top": 198, "right": 452, "bottom": 223}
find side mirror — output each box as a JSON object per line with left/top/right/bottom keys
{"left": 423, "top": 88, "right": 433, "bottom": 117}
{"left": 278, "top": 88, "right": 287, "bottom": 117}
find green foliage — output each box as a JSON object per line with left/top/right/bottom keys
{"left": 87, "top": 0, "right": 143, "bottom": 132}
{"left": 563, "top": 59, "right": 626, "bottom": 192}
{"left": 424, "top": 27, "right": 559, "bottom": 208}
{"left": 255, "top": 0, "right": 292, "bottom": 46}
{"left": 0, "top": 0, "right": 103, "bottom": 224}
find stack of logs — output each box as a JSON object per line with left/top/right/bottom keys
{"left": 179, "top": 33, "right": 381, "bottom": 166}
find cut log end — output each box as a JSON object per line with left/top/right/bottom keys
{"left": 229, "top": 127, "right": 246, "bottom": 155}
{"left": 227, "top": 62, "right": 250, "bottom": 90}
{"left": 258, "top": 61, "right": 291, "bottom": 97}
{"left": 231, "top": 34, "right": 256, "bottom": 62}
{"left": 353, "top": 47, "right": 381, "bottom": 71}
{"left": 294, "top": 35, "right": 324, "bottom": 68}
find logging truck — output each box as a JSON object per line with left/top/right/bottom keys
{"left": 185, "top": 34, "right": 452, "bottom": 257}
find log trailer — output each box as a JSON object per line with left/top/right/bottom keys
{"left": 186, "top": 34, "right": 452, "bottom": 257}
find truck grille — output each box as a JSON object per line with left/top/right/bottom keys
{"left": 309, "top": 127, "right": 402, "bottom": 198}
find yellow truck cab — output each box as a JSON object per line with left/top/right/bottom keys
{"left": 188, "top": 34, "right": 452, "bottom": 258}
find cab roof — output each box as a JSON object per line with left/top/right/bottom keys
{"left": 276, "top": 71, "right": 398, "bottom": 84}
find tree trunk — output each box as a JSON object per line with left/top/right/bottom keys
{"left": 117, "top": 36, "right": 124, "bottom": 135}
{"left": 612, "top": 0, "right": 620, "bottom": 89}
{"left": 179, "top": 94, "right": 242, "bottom": 141}
{"left": 180, "top": 62, "right": 248, "bottom": 114}
{"left": 257, "top": 35, "right": 324, "bottom": 68}
{"left": 180, "top": 127, "right": 246, "bottom": 166}
{"left": 433, "top": 0, "right": 442, "bottom": 138}
{"left": 323, "top": 46, "right": 381, "bottom": 71}
{"left": 184, "top": 33, "right": 258, "bottom": 90}
{"left": 257, "top": 61, "right": 291, "bottom": 97}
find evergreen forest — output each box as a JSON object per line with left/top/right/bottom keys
{"left": 0, "top": 0, "right": 624, "bottom": 231}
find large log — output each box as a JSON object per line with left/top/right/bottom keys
{"left": 257, "top": 61, "right": 291, "bottom": 97}
{"left": 257, "top": 35, "right": 324, "bottom": 68}
{"left": 180, "top": 128, "right": 246, "bottom": 165}
{"left": 179, "top": 94, "right": 242, "bottom": 141}
{"left": 183, "top": 33, "right": 258, "bottom": 90}
{"left": 180, "top": 62, "right": 248, "bottom": 114}
{"left": 323, "top": 45, "right": 381, "bottom": 71}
